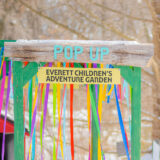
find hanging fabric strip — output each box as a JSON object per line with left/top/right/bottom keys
{"left": 119, "top": 83, "right": 130, "bottom": 151}
{"left": 41, "top": 62, "right": 52, "bottom": 160}
{"left": 90, "top": 84, "right": 106, "bottom": 160}
{"left": 24, "top": 94, "right": 26, "bottom": 160}
{"left": 53, "top": 84, "right": 57, "bottom": 160}
{"left": 0, "top": 47, "right": 4, "bottom": 69}
{"left": 88, "top": 63, "right": 92, "bottom": 158}
{"left": 32, "top": 79, "right": 38, "bottom": 160}
{"left": 89, "top": 85, "right": 104, "bottom": 159}
{"left": 29, "top": 79, "right": 33, "bottom": 133}
{"left": 2, "top": 61, "right": 11, "bottom": 160}
{"left": 85, "top": 63, "right": 91, "bottom": 160}
{"left": 93, "top": 64, "right": 105, "bottom": 160}
{"left": 70, "top": 63, "right": 74, "bottom": 160}
{"left": 32, "top": 128, "right": 36, "bottom": 160}
{"left": 124, "top": 81, "right": 131, "bottom": 141}
{"left": 114, "top": 85, "right": 130, "bottom": 160}
{"left": 56, "top": 83, "right": 66, "bottom": 159}
{"left": 102, "top": 84, "right": 107, "bottom": 101}
{"left": 0, "top": 57, "right": 5, "bottom": 76}
{"left": 98, "top": 64, "right": 103, "bottom": 160}
{"left": 35, "top": 83, "right": 44, "bottom": 153}
{"left": 10, "top": 61, "right": 13, "bottom": 99}
{"left": 107, "top": 65, "right": 114, "bottom": 103}
{"left": 27, "top": 81, "right": 31, "bottom": 108}
{"left": 124, "top": 81, "right": 129, "bottom": 107}
{"left": 93, "top": 64, "right": 101, "bottom": 129}
{"left": 0, "top": 61, "right": 6, "bottom": 115}
{"left": 63, "top": 87, "right": 67, "bottom": 160}
{"left": 56, "top": 62, "right": 64, "bottom": 160}
{"left": 27, "top": 84, "right": 39, "bottom": 160}
{"left": 40, "top": 84, "right": 46, "bottom": 157}
{"left": 24, "top": 87, "right": 28, "bottom": 160}
{"left": 39, "top": 84, "right": 44, "bottom": 112}
{"left": 107, "top": 85, "right": 114, "bottom": 96}
{"left": 63, "top": 62, "right": 68, "bottom": 160}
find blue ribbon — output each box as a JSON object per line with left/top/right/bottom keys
{"left": 114, "top": 85, "right": 130, "bottom": 160}
{"left": 107, "top": 64, "right": 114, "bottom": 103}
{"left": 32, "top": 128, "right": 36, "bottom": 160}
{"left": 0, "top": 47, "right": 4, "bottom": 68}
{"left": 63, "top": 62, "right": 67, "bottom": 160}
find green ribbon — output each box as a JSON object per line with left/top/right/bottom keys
{"left": 53, "top": 84, "right": 57, "bottom": 160}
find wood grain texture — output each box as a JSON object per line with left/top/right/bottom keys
{"left": 4, "top": 40, "right": 153, "bottom": 67}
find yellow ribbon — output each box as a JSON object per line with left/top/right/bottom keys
{"left": 98, "top": 64, "right": 103, "bottom": 160}
{"left": 29, "top": 81, "right": 38, "bottom": 159}
{"left": 107, "top": 85, "right": 114, "bottom": 96}
{"left": 57, "top": 62, "right": 64, "bottom": 160}
{"left": 86, "top": 63, "right": 91, "bottom": 158}
{"left": 0, "top": 57, "right": 5, "bottom": 76}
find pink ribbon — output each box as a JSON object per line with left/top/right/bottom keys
{"left": 0, "top": 61, "right": 6, "bottom": 114}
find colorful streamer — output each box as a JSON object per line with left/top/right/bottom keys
{"left": 27, "top": 84, "right": 39, "bottom": 160}
{"left": 41, "top": 62, "right": 52, "bottom": 160}
{"left": 53, "top": 84, "right": 57, "bottom": 160}
{"left": 85, "top": 63, "right": 91, "bottom": 160}
{"left": 70, "top": 63, "right": 74, "bottom": 160}
{"left": 0, "top": 61, "right": 6, "bottom": 115}
{"left": 56, "top": 62, "right": 64, "bottom": 160}
{"left": 40, "top": 84, "right": 46, "bottom": 157}
{"left": 89, "top": 84, "right": 105, "bottom": 159}
{"left": 56, "top": 83, "right": 66, "bottom": 159}
{"left": 29, "top": 80, "right": 33, "bottom": 133}
{"left": 114, "top": 85, "right": 130, "bottom": 160}
{"left": 98, "top": 64, "right": 103, "bottom": 160}
{"left": 2, "top": 61, "right": 11, "bottom": 160}
{"left": 0, "top": 47, "right": 4, "bottom": 69}
{"left": 35, "top": 83, "right": 44, "bottom": 153}
{"left": 63, "top": 62, "right": 68, "bottom": 160}
{"left": 0, "top": 59, "right": 133, "bottom": 160}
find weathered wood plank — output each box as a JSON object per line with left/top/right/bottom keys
{"left": 4, "top": 40, "right": 153, "bottom": 67}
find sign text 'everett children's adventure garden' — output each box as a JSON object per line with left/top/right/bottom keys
{"left": 38, "top": 67, "right": 120, "bottom": 84}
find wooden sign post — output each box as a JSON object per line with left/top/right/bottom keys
{"left": 3, "top": 40, "right": 153, "bottom": 160}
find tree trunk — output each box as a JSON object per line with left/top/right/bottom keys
{"left": 152, "top": 0, "right": 160, "bottom": 139}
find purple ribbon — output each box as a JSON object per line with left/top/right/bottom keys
{"left": 2, "top": 61, "right": 11, "bottom": 160}
{"left": 27, "top": 85, "right": 40, "bottom": 160}
{"left": 0, "top": 61, "right": 6, "bottom": 114}
{"left": 41, "top": 62, "right": 52, "bottom": 160}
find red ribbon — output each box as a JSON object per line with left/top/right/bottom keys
{"left": 70, "top": 63, "right": 74, "bottom": 160}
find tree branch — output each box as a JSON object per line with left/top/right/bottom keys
{"left": 15, "top": 0, "right": 88, "bottom": 40}
{"left": 73, "top": 0, "right": 135, "bottom": 40}
{"left": 94, "top": 2, "right": 153, "bottom": 23}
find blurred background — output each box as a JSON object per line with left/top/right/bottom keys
{"left": 1, "top": 0, "right": 160, "bottom": 159}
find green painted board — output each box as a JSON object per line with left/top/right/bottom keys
{"left": 118, "top": 66, "right": 141, "bottom": 160}
{"left": 13, "top": 61, "right": 40, "bottom": 159}
{"left": 13, "top": 61, "right": 24, "bottom": 160}
{"left": 90, "top": 84, "right": 98, "bottom": 160}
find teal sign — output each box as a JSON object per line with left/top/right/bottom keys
{"left": 54, "top": 45, "right": 109, "bottom": 61}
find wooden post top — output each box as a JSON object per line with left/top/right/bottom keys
{"left": 4, "top": 40, "right": 154, "bottom": 67}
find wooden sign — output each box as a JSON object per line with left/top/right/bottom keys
{"left": 38, "top": 67, "right": 120, "bottom": 84}
{"left": 4, "top": 40, "right": 153, "bottom": 67}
